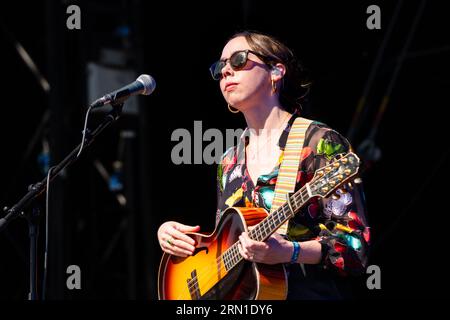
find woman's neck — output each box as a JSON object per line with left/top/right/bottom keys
{"left": 242, "top": 102, "right": 291, "bottom": 138}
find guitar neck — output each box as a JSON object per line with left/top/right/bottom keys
{"left": 249, "top": 184, "right": 312, "bottom": 242}
{"left": 221, "top": 184, "right": 312, "bottom": 272}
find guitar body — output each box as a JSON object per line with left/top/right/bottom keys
{"left": 158, "top": 207, "right": 288, "bottom": 300}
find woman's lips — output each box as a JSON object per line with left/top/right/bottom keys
{"left": 225, "top": 83, "right": 238, "bottom": 91}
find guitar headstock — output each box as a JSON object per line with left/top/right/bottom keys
{"left": 309, "top": 152, "right": 360, "bottom": 198}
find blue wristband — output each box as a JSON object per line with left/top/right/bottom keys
{"left": 290, "top": 241, "right": 300, "bottom": 264}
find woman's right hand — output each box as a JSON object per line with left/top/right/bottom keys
{"left": 157, "top": 221, "right": 200, "bottom": 257}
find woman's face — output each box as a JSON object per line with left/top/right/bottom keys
{"left": 219, "top": 36, "right": 272, "bottom": 111}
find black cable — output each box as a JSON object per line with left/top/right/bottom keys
{"left": 42, "top": 166, "right": 55, "bottom": 300}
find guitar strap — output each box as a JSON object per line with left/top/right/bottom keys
{"left": 271, "top": 116, "right": 313, "bottom": 235}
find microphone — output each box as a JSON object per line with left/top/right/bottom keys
{"left": 90, "top": 74, "right": 156, "bottom": 108}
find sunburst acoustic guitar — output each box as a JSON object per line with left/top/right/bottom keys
{"left": 158, "top": 152, "right": 360, "bottom": 300}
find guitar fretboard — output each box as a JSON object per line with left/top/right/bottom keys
{"left": 221, "top": 184, "right": 312, "bottom": 271}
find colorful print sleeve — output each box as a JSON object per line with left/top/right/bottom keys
{"left": 290, "top": 124, "right": 370, "bottom": 276}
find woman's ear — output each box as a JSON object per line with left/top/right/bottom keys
{"left": 271, "top": 63, "right": 286, "bottom": 80}
{"left": 271, "top": 67, "right": 282, "bottom": 76}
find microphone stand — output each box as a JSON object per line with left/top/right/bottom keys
{"left": 0, "top": 102, "right": 124, "bottom": 300}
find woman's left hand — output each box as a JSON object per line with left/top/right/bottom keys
{"left": 238, "top": 228, "right": 293, "bottom": 265}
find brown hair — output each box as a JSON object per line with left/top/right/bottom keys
{"left": 229, "top": 30, "right": 310, "bottom": 114}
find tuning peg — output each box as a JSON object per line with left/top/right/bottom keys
{"left": 332, "top": 193, "right": 340, "bottom": 200}
{"left": 328, "top": 180, "right": 336, "bottom": 187}
{"left": 344, "top": 169, "right": 352, "bottom": 175}
{"left": 316, "top": 170, "right": 324, "bottom": 177}
{"left": 325, "top": 166, "right": 332, "bottom": 173}
{"left": 340, "top": 158, "right": 348, "bottom": 164}
{"left": 339, "top": 188, "right": 347, "bottom": 194}
{"left": 354, "top": 178, "right": 362, "bottom": 184}
{"left": 333, "top": 162, "right": 340, "bottom": 168}
{"left": 321, "top": 186, "right": 329, "bottom": 193}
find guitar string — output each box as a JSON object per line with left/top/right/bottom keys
{"left": 175, "top": 186, "right": 312, "bottom": 298}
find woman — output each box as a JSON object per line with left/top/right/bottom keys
{"left": 157, "top": 31, "right": 370, "bottom": 299}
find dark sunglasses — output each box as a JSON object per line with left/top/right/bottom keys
{"left": 209, "top": 50, "right": 272, "bottom": 80}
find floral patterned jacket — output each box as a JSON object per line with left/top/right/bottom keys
{"left": 216, "top": 115, "right": 370, "bottom": 281}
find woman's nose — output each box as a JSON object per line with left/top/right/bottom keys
{"left": 221, "top": 61, "right": 233, "bottom": 79}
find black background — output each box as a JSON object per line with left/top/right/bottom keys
{"left": 1, "top": 0, "right": 449, "bottom": 300}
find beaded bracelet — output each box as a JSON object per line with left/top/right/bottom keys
{"left": 290, "top": 241, "right": 300, "bottom": 264}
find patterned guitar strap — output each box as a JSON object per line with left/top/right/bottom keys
{"left": 271, "top": 116, "right": 313, "bottom": 235}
